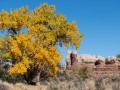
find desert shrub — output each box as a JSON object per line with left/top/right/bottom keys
{"left": 95, "top": 77, "right": 105, "bottom": 90}
{"left": 56, "top": 65, "right": 91, "bottom": 82}
{"left": 0, "top": 67, "right": 25, "bottom": 83}
{"left": 109, "top": 75, "right": 120, "bottom": 82}
{"left": 104, "top": 75, "right": 120, "bottom": 90}
{"left": 48, "top": 80, "right": 84, "bottom": 90}
{"left": 62, "top": 70, "right": 76, "bottom": 81}
{"left": 48, "top": 74, "right": 120, "bottom": 90}
{"left": 69, "top": 65, "right": 91, "bottom": 80}
{"left": 94, "top": 75, "right": 120, "bottom": 90}
{"left": 116, "top": 54, "right": 120, "bottom": 58}
{"left": 77, "top": 66, "right": 91, "bottom": 80}
{"left": 47, "top": 78, "right": 96, "bottom": 90}
{"left": 47, "top": 66, "right": 92, "bottom": 90}
{"left": 0, "top": 67, "right": 6, "bottom": 78}
{"left": 2, "top": 74, "right": 25, "bottom": 84}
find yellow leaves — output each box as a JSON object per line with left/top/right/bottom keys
{"left": 9, "top": 56, "right": 32, "bottom": 74}
{"left": 22, "top": 56, "right": 32, "bottom": 68}
{"left": 0, "top": 37, "right": 4, "bottom": 49}
{"left": 0, "top": 6, "right": 29, "bottom": 30}
{"left": 33, "top": 45, "right": 62, "bottom": 75}
{"left": 10, "top": 6, "right": 29, "bottom": 28}
{"left": 33, "top": 3, "right": 55, "bottom": 17}
{"left": 48, "top": 46, "right": 62, "bottom": 64}
{"left": 15, "top": 34, "right": 32, "bottom": 42}
{"left": 0, "top": 10, "right": 9, "bottom": 29}
{"left": 0, "top": 44, "right": 2, "bottom": 49}
{"left": 7, "top": 36, "right": 22, "bottom": 57}
{"left": 28, "top": 3, "right": 83, "bottom": 50}
{"left": 6, "top": 34, "right": 34, "bottom": 58}
{"left": 28, "top": 26, "right": 37, "bottom": 34}
{"left": 54, "top": 14, "right": 66, "bottom": 25}
{"left": 9, "top": 62, "right": 27, "bottom": 75}
{"left": 11, "top": 46, "right": 22, "bottom": 57}
{"left": 34, "top": 45, "right": 48, "bottom": 60}
{"left": 46, "top": 61, "right": 59, "bottom": 75}
{"left": 2, "top": 53, "right": 10, "bottom": 58}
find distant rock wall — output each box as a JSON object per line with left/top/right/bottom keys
{"left": 65, "top": 50, "right": 120, "bottom": 76}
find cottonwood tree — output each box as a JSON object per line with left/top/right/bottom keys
{"left": 0, "top": 3, "right": 83, "bottom": 84}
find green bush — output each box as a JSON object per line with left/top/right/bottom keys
{"left": 116, "top": 54, "right": 120, "bottom": 58}
{"left": 0, "top": 67, "right": 25, "bottom": 83}
{"left": 77, "top": 66, "right": 91, "bottom": 80}
{"left": 55, "top": 65, "right": 91, "bottom": 83}
{"left": 68, "top": 65, "right": 91, "bottom": 80}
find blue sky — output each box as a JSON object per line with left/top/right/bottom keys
{"left": 0, "top": 0, "right": 120, "bottom": 64}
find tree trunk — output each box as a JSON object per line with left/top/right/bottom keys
{"left": 24, "top": 67, "right": 40, "bottom": 85}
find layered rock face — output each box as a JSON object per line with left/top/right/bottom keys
{"left": 105, "top": 56, "right": 116, "bottom": 64}
{"left": 78, "top": 54, "right": 105, "bottom": 67}
{"left": 116, "top": 58, "right": 120, "bottom": 66}
{"left": 65, "top": 50, "right": 120, "bottom": 76}
{"left": 66, "top": 51, "right": 106, "bottom": 69}
{"left": 78, "top": 54, "right": 105, "bottom": 63}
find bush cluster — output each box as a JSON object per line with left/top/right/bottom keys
{"left": 0, "top": 67, "right": 25, "bottom": 84}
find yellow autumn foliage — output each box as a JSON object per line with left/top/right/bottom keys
{"left": 0, "top": 3, "right": 83, "bottom": 76}
{"left": 0, "top": 6, "right": 29, "bottom": 30}
{"left": 9, "top": 56, "right": 32, "bottom": 74}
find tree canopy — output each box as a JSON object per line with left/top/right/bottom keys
{"left": 0, "top": 3, "right": 83, "bottom": 83}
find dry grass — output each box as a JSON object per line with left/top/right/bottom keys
{"left": 0, "top": 74, "right": 120, "bottom": 90}
{"left": 47, "top": 78, "right": 96, "bottom": 90}
{"left": 47, "top": 74, "right": 120, "bottom": 90}
{"left": 0, "top": 80, "right": 47, "bottom": 90}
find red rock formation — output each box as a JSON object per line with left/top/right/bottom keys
{"left": 95, "top": 59, "right": 105, "bottom": 67}
{"left": 66, "top": 50, "right": 79, "bottom": 69}
{"left": 65, "top": 50, "right": 120, "bottom": 76}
